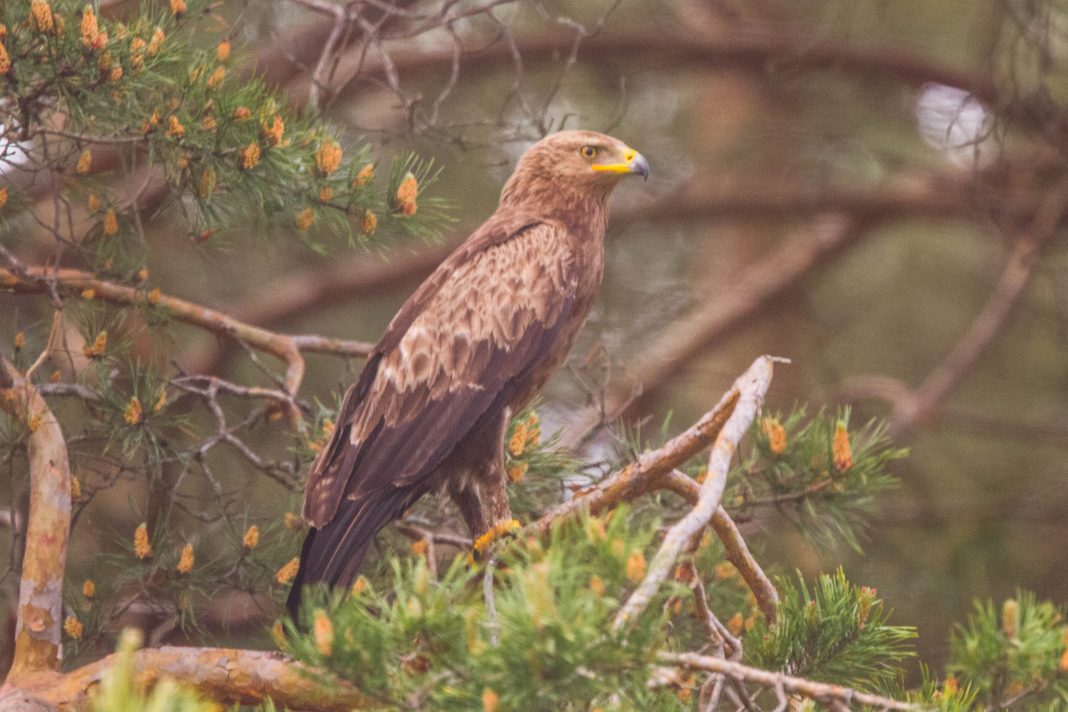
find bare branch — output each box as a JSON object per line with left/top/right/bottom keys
{"left": 660, "top": 470, "right": 779, "bottom": 623}
{"left": 660, "top": 651, "right": 918, "bottom": 711}
{"left": 0, "top": 360, "right": 72, "bottom": 680}
{"left": 1, "top": 267, "right": 373, "bottom": 423}
{"left": 13, "top": 646, "right": 370, "bottom": 711}
{"left": 529, "top": 380, "right": 741, "bottom": 536}
{"left": 614, "top": 356, "right": 777, "bottom": 631}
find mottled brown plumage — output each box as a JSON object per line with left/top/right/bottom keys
{"left": 287, "top": 130, "right": 648, "bottom": 617}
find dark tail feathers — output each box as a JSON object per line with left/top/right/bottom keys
{"left": 286, "top": 487, "right": 416, "bottom": 622}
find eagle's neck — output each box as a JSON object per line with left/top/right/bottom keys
{"left": 498, "top": 177, "right": 612, "bottom": 239}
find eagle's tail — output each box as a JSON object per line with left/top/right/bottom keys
{"left": 286, "top": 487, "right": 416, "bottom": 622}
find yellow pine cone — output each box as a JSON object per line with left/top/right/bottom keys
{"left": 207, "top": 66, "right": 225, "bottom": 88}
{"left": 361, "top": 209, "right": 377, "bottom": 236}
{"left": 216, "top": 40, "right": 231, "bottom": 62}
{"left": 170, "top": 0, "right": 186, "bottom": 16}
{"left": 176, "top": 543, "right": 194, "bottom": 573}
{"left": 84, "top": 330, "right": 107, "bottom": 358}
{"left": 589, "top": 575, "right": 605, "bottom": 597}
{"left": 625, "top": 550, "right": 646, "bottom": 583}
{"left": 832, "top": 420, "right": 852, "bottom": 472}
{"left": 761, "top": 417, "right": 787, "bottom": 456}
{"left": 239, "top": 142, "right": 260, "bottom": 170}
{"left": 242, "top": 524, "right": 260, "bottom": 549}
{"left": 508, "top": 422, "right": 528, "bottom": 457}
{"left": 166, "top": 115, "right": 185, "bottom": 138}
{"left": 147, "top": 27, "right": 165, "bottom": 56}
{"left": 275, "top": 557, "right": 299, "bottom": 584}
{"left": 394, "top": 172, "right": 418, "bottom": 215}
{"left": 130, "top": 37, "right": 146, "bottom": 69}
{"left": 82, "top": 579, "right": 95, "bottom": 598}
{"left": 133, "top": 522, "right": 152, "bottom": 559}
{"left": 294, "top": 207, "right": 315, "bottom": 231}
{"left": 123, "top": 396, "right": 142, "bottom": 425}
{"left": 75, "top": 149, "right": 92, "bottom": 175}
{"left": 30, "top": 0, "right": 55, "bottom": 34}
{"left": 506, "top": 461, "right": 528, "bottom": 483}
{"left": 198, "top": 168, "right": 216, "bottom": 198}
{"left": 313, "top": 609, "right": 333, "bottom": 656}
{"left": 410, "top": 539, "right": 428, "bottom": 556}
{"left": 102, "top": 209, "right": 118, "bottom": 236}
{"left": 353, "top": 163, "right": 374, "bottom": 187}
{"left": 315, "top": 139, "right": 342, "bottom": 176}
{"left": 0, "top": 41, "right": 10, "bottom": 76}
{"left": 1002, "top": 598, "right": 1018, "bottom": 638}
{"left": 0, "top": 186, "right": 8, "bottom": 209}
{"left": 261, "top": 116, "right": 284, "bottom": 146}
{"left": 482, "top": 689, "right": 499, "bottom": 712}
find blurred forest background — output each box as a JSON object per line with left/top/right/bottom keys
{"left": 3, "top": 0, "right": 1068, "bottom": 678}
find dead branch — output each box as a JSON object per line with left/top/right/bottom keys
{"left": 529, "top": 383, "right": 741, "bottom": 537}
{"left": 1, "top": 267, "right": 373, "bottom": 421}
{"left": 659, "top": 470, "right": 779, "bottom": 623}
{"left": 0, "top": 360, "right": 71, "bottom": 681}
{"left": 614, "top": 356, "right": 776, "bottom": 631}
{"left": 660, "top": 651, "right": 919, "bottom": 711}
{"left": 11, "top": 646, "right": 369, "bottom": 711}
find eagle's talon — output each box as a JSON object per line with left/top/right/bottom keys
{"left": 473, "top": 518, "right": 521, "bottom": 555}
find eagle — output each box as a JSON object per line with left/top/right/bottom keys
{"left": 286, "top": 130, "right": 649, "bottom": 617}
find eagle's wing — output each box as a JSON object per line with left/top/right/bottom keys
{"left": 302, "top": 211, "right": 577, "bottom": 531}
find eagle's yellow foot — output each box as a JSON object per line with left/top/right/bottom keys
{"left": 473, "top": 518, "right": 521, "bottom": 555}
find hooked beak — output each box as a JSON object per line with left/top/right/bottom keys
{"left": 592, "top": 146, "right": 650, "bottom": 181}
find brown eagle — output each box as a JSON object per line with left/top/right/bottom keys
{"left": 287, "top": 130, "right": 648, "bottom": 617}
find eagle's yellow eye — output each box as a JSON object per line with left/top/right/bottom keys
{"left": 580, "top": 146, "right": 598, "bottom": 159}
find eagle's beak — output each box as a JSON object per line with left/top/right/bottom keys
{"left": 592, "top": 147, "right": 650, "bottom": 181}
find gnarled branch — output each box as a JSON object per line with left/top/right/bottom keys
{"left": 0, "top": 359, "right": 71, "bottom": 682}
{"left": 11, "top": 646, "right": 369, "bottom": 711}
{"left": 614, "top": 356, "right": 777, "bottom": 631}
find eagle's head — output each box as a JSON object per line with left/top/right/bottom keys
{"left": 500, "top": 130, "right": 648, "bottom": 209}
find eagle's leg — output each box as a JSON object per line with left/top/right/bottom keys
{"left": 449, "top": 480, "right": 490, "bottom": 542}
{"left": 447, "top": 409, "right": 515, "bottom": 555}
